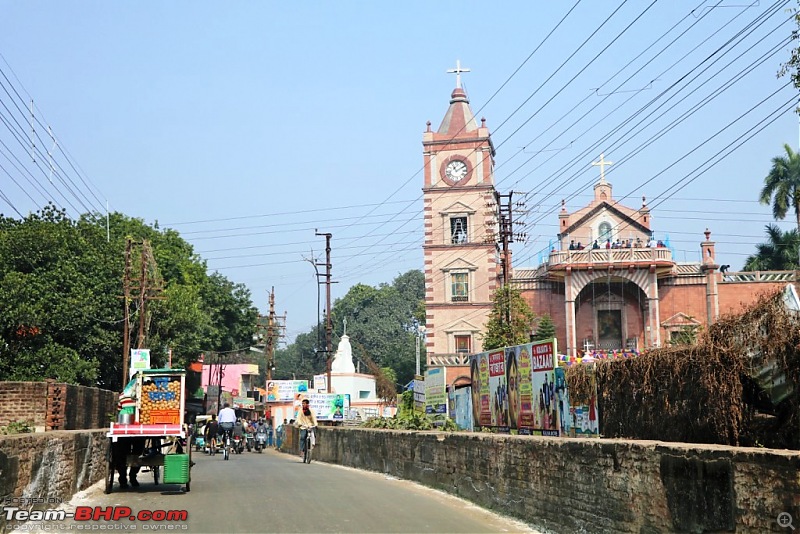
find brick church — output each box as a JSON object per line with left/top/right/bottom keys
{"left": 422, "top": 66, "right": 797, "bottom": 389}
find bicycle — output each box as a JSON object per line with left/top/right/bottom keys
{"left": 222, "top": 430, "right": 232, "bottom": 461}
{"left": 303, "top": 427, "right": 315, "bottom": 464}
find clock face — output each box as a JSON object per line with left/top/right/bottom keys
{"left": 445, "top": 160, "right": 469, "bottom": 183}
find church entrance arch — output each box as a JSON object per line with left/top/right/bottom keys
{"left": 572, "top": 271, "right": 650, "bottom": 352}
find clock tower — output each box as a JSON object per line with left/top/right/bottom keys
{"left": 422, "top": 63, "right": 499, "bottom": 378}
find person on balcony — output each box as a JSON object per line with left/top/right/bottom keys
{"left": 592, "top": 240, "right": 600, "bottom": 249}
{"left": 569, "top": 240, "right": 576, "bottom": 250}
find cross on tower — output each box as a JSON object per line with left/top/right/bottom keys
{"left": 591, "top": 153, "right": 614, "bottom": 183}
{"left": 447, "top": 59, "right": 471, "bottom": 89}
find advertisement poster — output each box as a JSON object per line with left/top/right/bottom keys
{"left": 307, "top": 393, "right": 350, "bottom": 421}
{"left": 265, "top": 380, "right": 309, "bottom": 402}
{"left": 569, "top": 366, "right": 599, "bottom": 437}
{"left": 130, "top": 349, "right": 150, "bottom": 376}
{"left": 313, "top": 374, "right": 327, "bottom": 392}
{"left": 554, "top": 367, "right": 571, "bottom": 435}
{"left": 471, "top": 352, "right": 492, "bottom": 428}
{"left": 488, "top": 350, "right": 509, "bottom": 431}
{"left": 506, "top": 344, "right": 535, "bottom": 433}
{"left": 413, "top": 374, "right": 425, "bottom": 412}
{"left": 531, "top": 339, "right": 559, "bottom": 436}
{"left": 424, "top": 368, "right": 447, "bottom": 415}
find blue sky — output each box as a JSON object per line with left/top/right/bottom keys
{"left": 1, "top": 1, "right": 798, "bottom": 343}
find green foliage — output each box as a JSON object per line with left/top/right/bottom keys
{"left": 759, "top": 144, "right": 800, "bottom": 226}
{"left": 481, "top": 285, "right": 536, "bottom": 351}
{"left": 0, "top": 205, "right": 257, "bottom": 390}
{"left": 533, "top": 314, "right": 556, "bottom": 341}
{"left": 778, "top": 1, "right": 800, "bottom": 105}
{"left": 361, "top": 406, "right": 459, "bottom": 431}
{"left": 1, "top": 420, "right": 34, "bottom": 435}
{"left": 743, "top": 224, "right": 799, "bottom": 271}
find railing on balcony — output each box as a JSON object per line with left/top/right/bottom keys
{"left": 720, "top": 271, "right": 797, "bottom": 283}
{"left": 428, "top": 353, "right": 472, "bottom": 366}
{"left": 547, "top": 247, "right": 672, "bottom": 266}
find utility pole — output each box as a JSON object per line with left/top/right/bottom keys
{"left": 266, "top": 287, "right": 276, "bottom": 383}
{"left": 315, "top": 230, "right": 334, "bottom": 393}
{"left": 121, "top": 238, "right": 133, "bottom": 386}
{"left": 137, "top": 244, "right": 148, "bottom": 349}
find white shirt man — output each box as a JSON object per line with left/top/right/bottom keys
{"left": 218, "top": 404, "right": 237, "bottom": 424}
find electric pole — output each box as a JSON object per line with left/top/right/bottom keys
{"left": 266, "top": 287, "right": 276, "bottom": 382}
{"left": 121, "top": 238, "right": 133, "bottom": 386}
{"left": 315, "top": 230, "right": 334, "bottom": 393}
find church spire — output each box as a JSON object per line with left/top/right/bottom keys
{"left": 437, "top": 60, "right": 478, "bottom": 135}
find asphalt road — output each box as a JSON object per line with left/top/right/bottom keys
{"left": 21, "top": 447, "right": 540, "bottom": 534}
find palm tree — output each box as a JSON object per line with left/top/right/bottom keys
{"left": 759, "top": 143, "right": 800, "bottom": 265}
{"left": 743, "top": 224, "right": 799, "bottom": 271}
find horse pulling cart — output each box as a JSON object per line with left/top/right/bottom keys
{"left": 105, "top": 368, "right": 192, "bottom": 493}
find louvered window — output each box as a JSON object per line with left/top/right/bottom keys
{"left": 450, "top": 217, "right": 468, "bottom": 244}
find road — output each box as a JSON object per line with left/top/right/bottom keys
{"left": 21, "top": 447, "right": 540, "bottom": 533}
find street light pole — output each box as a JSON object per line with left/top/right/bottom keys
{"left": 412, "top": 319, "right": 425, "bottom": 377}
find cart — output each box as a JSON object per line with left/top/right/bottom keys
{"left": 105, "top": 369, "right": 192, "bottom": 493}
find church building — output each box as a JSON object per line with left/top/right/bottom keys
{"left": 423, "top": 66, "right": 798, "bottom": 387}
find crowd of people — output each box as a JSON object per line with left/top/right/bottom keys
{"left": 566, "top": 236, "right": 667, "bottom": 251}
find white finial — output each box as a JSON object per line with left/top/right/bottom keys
{"left": 591, "top": 153, "right": 614, "bottom": 183}
{"left": 343, "top": 317, "right": 347, "bottom": 336}
{"left": 447, "top": 59, "right": 471, "bottom": 89}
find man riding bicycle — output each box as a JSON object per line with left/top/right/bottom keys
{"left": 294, "top": 398, "right": 318, "bottom": 460}
{"left": 217, "top": 403, "right": 237, "bottom": 451}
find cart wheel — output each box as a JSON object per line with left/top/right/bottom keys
{"left": 153, "top": 465, "right": 160, "bottom": 485}
{"left": 184, "top": 482, "right": 190, "bottom": 492}
{"left": 104, "top": 439, "right": 114, "bottom": 494}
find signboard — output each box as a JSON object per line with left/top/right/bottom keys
{"left": 306, "top": 393, "right": 350, "bottom": 421}
{"left": 487, "top": 350, "right": 509, "bottom": 430}
{"left": 130, "top": 349, "right": 150, "bottom": 376}
{"left": 233, "top": 397, "right": 255, "bottom": 410}
{"left": 265, "top": 380, "right": 309, "bottom": 402}
{"left": 313, "top": 374, "right": 327, "bottom": 392}
{"left": 424, "top": 368, "right": 447, "bottom": 415}
{"left": 206, "top": 385, "right": 219, "bottom": 399}
{"left": 413, "top": 374, "right": 425, "bottom": 412}
{"left": 530, "top": 339, "right": 559, "bottom": 436}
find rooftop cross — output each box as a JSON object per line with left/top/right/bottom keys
{"left": 447, "top": 59, "right": 471, "bottom": 89}
{"left": 591, "top": 153, "right": 614, "bottom": 183}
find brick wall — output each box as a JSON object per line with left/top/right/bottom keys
{"left": 0, "top": 383, "right": 47, "bottom": 431}
{"left": 313, "top": 428, "right": 800, "bottom": 533}
{"left": 0, "top": 382, "right": 116, "bottom": 432}
{"left": 0, "top": 430, "right": 107, "bottom": 533}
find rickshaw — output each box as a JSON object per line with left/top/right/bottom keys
{"left": 105, "top": 368, "right": 192, "bottom": 493}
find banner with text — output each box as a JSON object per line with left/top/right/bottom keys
{"left": 265, "top": 380, "right": 309, "bottom": 402}
{"left": 306, "top": 393, "right": 350, "bottom": 421}
{"left": 424, "top": 368, "right": 447, "bottom": 416}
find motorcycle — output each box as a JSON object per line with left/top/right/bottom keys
{"left": 245, "top": 432, "right": 254, "bottom": 452}
{"left": 254, "top": 428, "right": 267, "bottom": 453}
{"left": 233, "top": 434, "right": 244, "bottom": 454}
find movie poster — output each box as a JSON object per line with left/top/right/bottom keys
{"left": 570, "top": 365, "right": 599, "bottom": 437}
{"left": 531, "top": 339, "right": 558, "bottom": 436}
{"left": 506, "top": 344, "right": 536, "bottom": 434}
{"left": 470, "top": 352, "right": 492, "bottom": 428}
{"left": 488, "top": 350, "right": 509, "bottom": 431}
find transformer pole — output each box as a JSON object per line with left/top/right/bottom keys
{"left": 315, "top": 231, "right": 333, "bottom": 393}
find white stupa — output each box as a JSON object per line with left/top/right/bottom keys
{"left": 319, "top": 319, "right": 379, "bottom": 413}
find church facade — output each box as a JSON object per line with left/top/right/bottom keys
{"left": 423, "top": 70, "right": 797, "bottom": 386}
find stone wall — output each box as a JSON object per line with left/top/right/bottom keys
{"left": 314, "top": 427, "right": 800, "bottom": 533}
{"left": 0, "top": 382, "right": 116, "bottom": 432}
{"left": 0, "top": 430, "right": 107, "bottom": 533}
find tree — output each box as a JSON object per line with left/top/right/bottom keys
{"left": 778, "top": 1, "right": 800, "bottom": 101}
{"left": 481, "top": 285, "right": 536, "bottom": 351}
{"left": 759, "top": 144, "right": 800, "bottom": 266}
{"left": 743, "top": 224, "right": 799, "bottom": 271}
{"left": 533, "top": 314, "right": 556, "bottom": 341}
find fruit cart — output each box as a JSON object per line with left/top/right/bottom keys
{"left": 105, "top": 368, "right": 192, "bottom": 493}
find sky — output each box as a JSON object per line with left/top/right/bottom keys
{"left": 1, "top": 1, "right": 798, "bottom": 344}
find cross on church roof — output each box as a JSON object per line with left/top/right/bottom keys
{"left": 447, "top": 59, "right": 471, "bottom": 89}
{"left": 591, "top": 153, "right": 614, "bottom": 183}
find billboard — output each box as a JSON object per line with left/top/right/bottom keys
{"left": 265, "top": 380, "right": 309, "bottom": 402}
{"left": 306, "top": 393, "right": 350, "bottom": 421}
{"left": 424, "top": 368, "right": 447, "bottom": 416}
{"left": 471, "top": 339, "right": 560, "bottom": 436}
{"left": 413, "top": 374, "right": 425, "bottom": 412}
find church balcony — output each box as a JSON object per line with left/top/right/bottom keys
{"left": 545, "top": 247, "right": 673, "bottom": 272}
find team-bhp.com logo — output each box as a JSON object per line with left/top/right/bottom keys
{"left": 3, "top": 506, "right": 188, "bottom": 525}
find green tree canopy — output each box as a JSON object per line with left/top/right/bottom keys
{"left": 743, "top": 224, "right": 799, "bottom": 271}
{"left": 0, "top": 205, "right": 257, "bottom": 390}
{"left": 533, "top": 314, "right": 556, "bottom": 341}
{"left": 481, "top": 285, "right": 536, "bottom": 351}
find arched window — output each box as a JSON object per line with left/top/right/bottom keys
{"left": 598, "top": 221, "right": 612, "bottom": 243}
